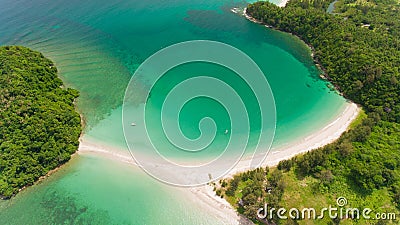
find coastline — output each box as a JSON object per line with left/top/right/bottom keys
{"left": 77, "top": 139, "right": 248, "bottom": 224}
{"left": 243, "top": 7, "right": 343, "bottom": 93}
{"left": 224, "top": 102, "right": 360, "bottom": 177}
{"left": 76, "top": 101, "right": 360, "bottom": 224}
{"left": 1, "top": 152, "right": 80, "bottom": 200}
{"left": 73, "top": 5, "right": 360, "bottom": 223}
{"left": 78, "top": 138, "right": 136, "bottom": 165}
{"left": 77, "top": 102, "right": 359, "bottom": 181}
{"left": 189, "top": 102, "right": 359, "bottom": 225}
{"left": 74, "top": 7, "right": 361, "bottom": 222}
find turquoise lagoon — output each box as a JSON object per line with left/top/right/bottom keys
{"left": 0, "top": 0, "right": 346, "bottom": 223}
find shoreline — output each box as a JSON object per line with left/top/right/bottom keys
{"left": 73, "top": 6, "right": 360, "bottom": 222}
{"left": 78, "top": 138, "right": 136, "bottom": 165}
{"left": 76, "top": 101, "right": 360, "bottom": 224}
{"left": 243, "top": 7, "right": 344, "bottom": 93}
{"left": 1, "top": 152, "right": 80, "bottom": 200}
{"left": 188, "top": 102, "right": 359, "bottom": 225}
{"left": 77, "top": 139, "right": 248, "bottom": 224}
{"left": 224, "top": 102, "right": 359, "bottom": 177}
{"left": 77, "top": 102, "right": 360, "bottom": 178}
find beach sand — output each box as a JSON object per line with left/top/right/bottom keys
{"left": 225, "top": 102, "right": 360, "bottom": 177}
{"left": 278, "top": 0, "right": 289, "bottom": 7}
{"left": 78, "top": 101, "right": 360, "bottom": 224}
{"left": 190, "top": 102, "right": 359, "bottom": 225}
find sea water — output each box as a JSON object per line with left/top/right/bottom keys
{"left": 0, "top": 0, "right": 345, "bottom": 223}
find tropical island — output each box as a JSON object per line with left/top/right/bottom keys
{"left": 0, "top": 46, "right": 82, "bottom": 199}
{"left": 216, "top": 0, "right": 400, "bottom": 224}
{"left": 0, "top": 0, "right": 399, "bottom": 223}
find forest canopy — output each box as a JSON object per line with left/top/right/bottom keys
{"left": 247, "top": 0, "right": 400, "bottom": 122}
{"left": 218, "top": 0, "right": 400, "bottom": 224}
{"left": 0, "top": 46, "right": 81, "bottom": 198}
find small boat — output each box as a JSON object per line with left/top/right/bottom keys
{"left": 230, "top": 7, "right": 241, "bottom": 14}
{"left": 224, "top": 129, "right": 229, "bottom": 134}
{"left": 131, "top": 123, "right": 137, "bottom": 126}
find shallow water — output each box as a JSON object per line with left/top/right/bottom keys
{"left": 0, "top": 155, "right": 220, "bottom": 224}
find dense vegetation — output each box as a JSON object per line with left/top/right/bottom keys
{"left": 333, "top": 0, "right": 400, "bottom": 36}
{"left": 0, "top": 46, "right": 81, "bottom": 199}
{"left": 248, "top": 0, "right": 400, "bottom": 122}
{"left": 218, "top": 0, "right": 400, "bottom": 224}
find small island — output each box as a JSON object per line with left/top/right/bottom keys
{"left": 0, "top": 46, "right": 82, "bottom": 199}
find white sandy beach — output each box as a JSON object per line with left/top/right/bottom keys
{"left": 77, "top": 139, "right": 247, "bottom": 223}
{"left": 225, "top": 102, "right": 359, "bottom": 177}
{"left": 278, "top": 0, "right": 289, "bottom": 7}
{"left": 186, "top": 102, "right": 359, "bottom": 225}
{"left": 78, "top": 101, "right": 360, "bottom": 225}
